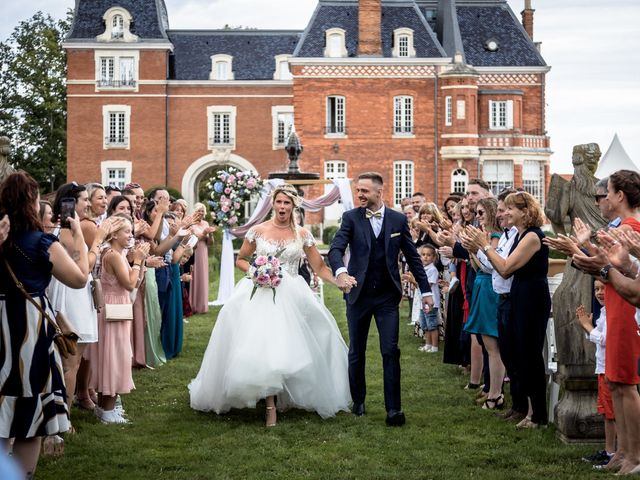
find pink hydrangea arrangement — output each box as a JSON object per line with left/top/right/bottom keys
{"left": 206, "top": 166, "right": 263, "bottom": 229}
{"left": 247, "top": 251, "right": 284, "bottom": 303}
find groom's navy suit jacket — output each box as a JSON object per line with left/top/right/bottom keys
{"left": 328, "top": 206, "right": 430, "bottom": 305}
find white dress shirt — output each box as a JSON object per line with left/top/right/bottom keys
{"left": 476, "top": 226, "right": 518, "bottom": 295}
{"left": 587, "top": 307, "right": 607, "bottom": 375}
{"left": 367, "top": 204, "right": 385, "bottom": 237}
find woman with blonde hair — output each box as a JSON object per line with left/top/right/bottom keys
{"left": 189, "top": 202, "right": 215, "bottom": 313}
{"left": 189, "top": 184, "right": 350, "bottom": 426}
{"left": 92, "top": 214, "right": 150, "bottom": 424}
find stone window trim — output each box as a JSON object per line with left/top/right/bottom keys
{"left": 274, "top": 55, "right": 293, "bottom": 81}
{"left": 392, "top": 28, "right": 416, "bottom": 58}
{"left": 272, "top": 105, "right": 294, "bottom": 150}
{"left": 324, "top": 28, "right": 348, "bottom": 58}
{"left": 96, "top": 7, "right": 138, "bottom": 43}
{"left": 94, "top": 50, "right": 139, "bottom": 91}
{"left": 392, "top": 95, "right": 414, "bottom": 138}
{"left": 325, "top": 95, "right": 347, "bottom": 138}
{"left": 207, "top": 105, "right": 237, "bottom": 150}
{"left": 489, "top": 100, "right": 514, "bottom": 130}
{"left": 102, "top": 104, "right": 131, "bottom": 150}
{"left": 101, "top": 161, "right": 132, "bottom": 190}
{"left": 445, "top": 96, "right": 453, "bottom": 126}
{"left": 451, "top": 168, "right": 469, "bottom": 195}
{"left": 210, "top": 54, "right": 235, "bottom": 81}
{"left": 393, "top": 160, "right": 414, "bottom": 208}
{"left": 482, "top": 159, "right": 514, "bottom": 195}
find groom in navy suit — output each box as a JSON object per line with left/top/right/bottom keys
{"left": 329, "top": 172, "right": 432, "bottom": 426}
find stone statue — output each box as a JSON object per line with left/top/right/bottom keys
{"left": 545, "top": 143, "right": 608, "bottom": 442}
{"left": 0, "top": 136, "right": 15, "bottom": 183}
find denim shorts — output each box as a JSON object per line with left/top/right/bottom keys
{"left": 420, "top": 307, "right": 439, "bottom": 332}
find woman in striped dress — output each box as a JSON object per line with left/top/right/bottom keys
{"left": 0, "top": 172, "right": 89, "bottom": 477}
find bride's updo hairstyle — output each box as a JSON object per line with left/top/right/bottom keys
{"left": 271, "top": 184, "right": 302, "bottom": 232}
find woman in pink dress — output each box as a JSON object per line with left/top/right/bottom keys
{"left": 189, "top": 203, "right": 216, "bottom": 314}
{"left": 92, "top": 214, "right": 150, "bottom": 424}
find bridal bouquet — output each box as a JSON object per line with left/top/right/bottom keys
{"left": 247, "top": 251, "right": 284, "bottom": 303}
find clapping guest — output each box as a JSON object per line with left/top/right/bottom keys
{"left": 460, "top": 198, "right": 505, "bottom": 409}
{"left": 48, "top": 183, "right": 122, "bottom": 421}
{"left": 466, "top": 191, "right": 550, "bottom": 428}
{"left": 190, "top": 203, "right": 215, "bottom": 314}
{"left": 571, "top": 170, "right": 640, "bottom": 473}
{"left": 85, "top": 183, "right": 108, "bottom": 226}
{"left": 0, "top": 172, "right": 89, "bottom": 477}
{"left": 92, "top": 215, "right": 150, "bottom": 424}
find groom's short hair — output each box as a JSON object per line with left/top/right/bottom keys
{"left": 358, "top": 172, "right": 384, "bottom": 186}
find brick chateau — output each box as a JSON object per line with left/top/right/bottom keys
{"left": 64, "top": 0, "right": 551, "bottom": 222}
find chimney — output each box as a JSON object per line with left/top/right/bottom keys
{"left": 358, "top": 0, "right": 382, "bottom": 56}
{"left": 521, "top": 0, "right": 534, "bottom": 40}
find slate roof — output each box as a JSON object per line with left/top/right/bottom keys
{"left": 380, "top": 6, "right": 445, "bottom": 57}
{"left": 67, "top": 0, "right": 168, "bottom": 40}
{"left": 295, "top": 3, "right": 444, "bottom": 58}
{"left": 167, "top": 31, "right": 302, "bottom": 81}
{"left": 295, "top": 5, "right": 360, "bottom": 57}
{"left": 456, "top": 5, "right": 546, "bottom": 67}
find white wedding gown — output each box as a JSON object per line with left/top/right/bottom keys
{"left": 188, "top": 227, "right": 351, "bottom": 419}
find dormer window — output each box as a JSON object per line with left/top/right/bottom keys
{"left": 274, "top": 55, "right": 292, "bottom": 81}
{"left": 97, "top": 7, "right": 137, "bottom": 43}
{"left": 112, "top": 15, "right": 124, "bottom": 39}
{"left": 393, "top": 29, "right": 416, "bottom": 58}
{"left": 210, "top": 55, "right": 234, "bottom": 81}
{"left": 324, "top": 28, "right": 348, "bottom": 58}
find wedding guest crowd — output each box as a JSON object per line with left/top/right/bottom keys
{"left": 0, "top": 172, "right": 215, "bottom": 477}
{"left": 401, "top": 181, "right": 552, "bottom": 427}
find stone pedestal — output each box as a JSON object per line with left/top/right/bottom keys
{"left": 554, "top": 365, "right": 603, "bottom": 444}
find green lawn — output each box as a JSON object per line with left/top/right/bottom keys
{"left": 38, "top": 277, "right": 606, "bottom": 479}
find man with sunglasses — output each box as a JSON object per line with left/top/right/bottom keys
{"left": 595, "top": 177, "right": 621, "bottom": 229}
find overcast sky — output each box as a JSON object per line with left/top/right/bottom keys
{"left": 1, "top": 0, "right": 639, "bottom": 174}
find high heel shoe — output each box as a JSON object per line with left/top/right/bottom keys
{"left": 265, "top": 406, "right": 277, "bottom": 427}
{"left": 482, "top": 394, "right": 505, "bottom": 410}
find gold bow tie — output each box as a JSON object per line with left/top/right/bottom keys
{"left": 365, "top": 209, "right": 382, "bottom": 219}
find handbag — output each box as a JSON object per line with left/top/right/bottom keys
{"left": 90, "top": 278, "right": 105, "bottom": 312}
{"left": 105, "top": 303, "right": 133, "bottom": 322}
{"left": 3, "top": 258, "right": 79, "bottom": 359}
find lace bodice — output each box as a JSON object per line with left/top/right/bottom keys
{"left": 246, "top": 226, "right": 316, "bottom": 276}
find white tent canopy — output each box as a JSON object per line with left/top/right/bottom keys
{"left": 595, "top": 133, "right": 639, "bottom": 179}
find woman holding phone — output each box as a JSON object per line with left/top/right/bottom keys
{"left": 48, "top": 183, "right": 122, "bottom": 416}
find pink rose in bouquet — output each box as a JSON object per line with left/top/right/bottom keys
{"left": 245, "top": 249, "right": 285, "bottom": 303}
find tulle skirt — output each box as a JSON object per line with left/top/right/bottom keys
{"left": 188, "top": 272, "right": 351, "bottom": 419}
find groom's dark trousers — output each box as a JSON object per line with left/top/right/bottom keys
{"left": 329, "top": 207, "right": 429, "bottom": 413}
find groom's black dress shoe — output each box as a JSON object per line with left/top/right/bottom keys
{"left": 385, "top": 410, "right": 406, "bottom": 426}
{"left": 352, "top": 403, "right": 365, "bottom": 417}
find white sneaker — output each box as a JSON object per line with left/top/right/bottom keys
{"left": 100, "top": 409, "right": 129, "bottom": 424}
{"left": 429, "top": 346, "right": 439, "bottom": 353}
{"left": 419, "top": 345, "right": 433, "bottom": 352}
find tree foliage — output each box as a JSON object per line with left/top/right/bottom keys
{"left": 0, "top": 11, "right": 72, "bottom": 191}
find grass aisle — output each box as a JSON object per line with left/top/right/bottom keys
{"left": 39, "top": 279, "right": 604, "bottom": 479}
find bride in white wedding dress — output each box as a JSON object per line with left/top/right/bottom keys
{"left": 189, "top": 184, "right": 353, "bottom": 426}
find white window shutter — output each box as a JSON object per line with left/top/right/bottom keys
{"left": 506, "top": 100, "right": 514, "bottom": 129}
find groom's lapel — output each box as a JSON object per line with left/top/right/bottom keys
{"left": 358, "top": 208, "right": 372, "bottom": 250}
{"left": 383, "top": 208, "right": 392, "bottom": 253}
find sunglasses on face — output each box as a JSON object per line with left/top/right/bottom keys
{"left": 476, "top": 210, "right": 485, "bottom": 216}
{"left": 595, "top": 194, "right": 607, "bottom": 201}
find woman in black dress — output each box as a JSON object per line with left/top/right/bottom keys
{"left": 466, "top": 191, "right": 550, "bottom": 428}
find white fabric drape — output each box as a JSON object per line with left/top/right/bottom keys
{"left": 211, "top": 179, "right": 352, "bottom": 306}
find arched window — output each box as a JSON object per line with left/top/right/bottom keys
{"left": 451, "top": 168, "right": 468, "bottom": 194}
{"left": 393, "top": 28, "right": 416, "bottom": 58}
{"left": 324, "top": 28, "right": 347, "bottom": 58}
{"left": 112, "top": 14, "right": 124, "bottom": 39}
{"left": 97, "top": 8, "right": 137, "bottom": 42}
{"left": 210, "top": 55, "right": 234, "bottom": 81}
